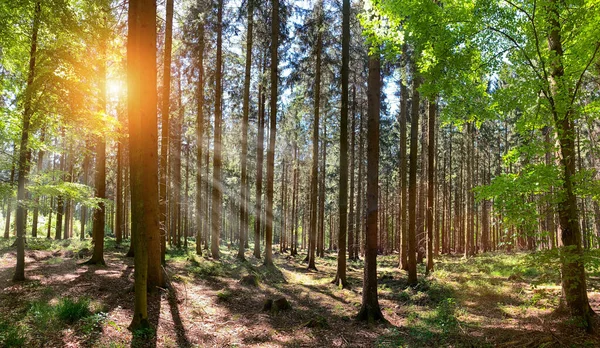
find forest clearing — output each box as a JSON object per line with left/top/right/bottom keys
{"left": 1, "top": 239, "right": 599, "bottom": 347}
{"left": 3, "top": 0, "right": 600, "bottom": 346}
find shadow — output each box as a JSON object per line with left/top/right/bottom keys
{"left": 167, "top": 285, "right": 191, "bottom": 348}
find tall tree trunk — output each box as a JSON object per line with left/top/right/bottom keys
{"left": 408, "top": 69, "right": 421, "bottom": 285}
{"left": 116, "top": 123, "right": 123, "bottom": 245}
{"left": 264, "top": 0, "right": 279, "bottom": 267}
{"left": 13, "top": 0, "right": 41, "bottom": 281}
{"left": 80, "top": 143, "right": 90, "bottom": 240}
{"left": 3, "top": 157, "right": 14, "bottom": 239}
{"left": 546, "top": 0, "right": 594, "bottom": 330}
{"left": 173, "top": 67, "right": 183, "bottom": 249}
{"left": 318, "top": 118, "right": 326, "bottom": 257}
{"left": 195, "top": 21, "right": 205, "bottom": 256}
{"left": 254, "top": 55, "right": 266, "bottom": 259}
{"left": 426, "top": 97, "right": 436, "bottom": 273}
{"left": 354, "top": 107, "right": 364, "bottom": 260}
{"left": 87, "top": 17, "right": 109, "bottom": 265}
{"left": 357, "top": 52, "right": 383, "bottom": 322}
{"left": 308, "top": 1, "right": 323, "bottom": 270}
{"left": 334, "top": 0, "right": 350, "bottom": 287}
{"left": 211, "top": 0, "right": 224, "bottom": 260}
{"left": 159, "top": 0, "right": 174, "bottom": 264}
{"left": 31, "top": 132, "right": 45, "bottom": 238}
{"left": 238, "top": 0, "right": 254, "bottom": 260}
{"left": 399, "top": 52, "right": 408, "bottom": 269}
{"left": 348, "top": 85, "right": 356, "bottom": 261}
{"left": 290, "top": 144, "right": 298, "bottom": 256}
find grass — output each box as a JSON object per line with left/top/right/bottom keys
{"left": 56, "top": 297, "right": 92, "bottom": 323}
{"left": 1, "top": 239, "right": 599, "bottom": 347}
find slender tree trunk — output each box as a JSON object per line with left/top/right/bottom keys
{"left": 408, "top": 69, "right": 421, "bottom": 285}
{"left": 13, "top": 0, "right": 41, "bottom": 281}
{"left": 357, "top": 52, "right": 383, "bottom": 322}
{"left": 80, "top": 143, "right": 90, "bottom": 240}
{"left": 238, "top": 0, "right": 254, "bottom": 261}
{"left": 318, "top": 119, "right": 326, "bottom": 257}
{"left": 195, "top": 21, "right": 205, "bottom": 256}
{"left": 31, "top": 132, "right": 45, "bottom": 238}
{"left": 211, "top": 0, "right": 224, "bottom": 259}
{"left": 4, "top": 145, "right": 16, "bottom": 239}
{"left": 264, "top": 0, "right": 279, "bottom": 267}
{"left": 399, "top": 54, "right": 408, "bottom": 269}
{"left": 308, "top": 1, "right": 323, "bottom": 270}
{"left": 254, "top": 56, "right": 266, "bottom": 259}
{"left": 426, "top": 97, "right": 436, "bottom": 273}
{"left": 159, "top": 0, "right": 174, "bottom": 264}
{"left": 116, "top": 115, "right": 123, "bottom": 245}
{"left": 348, "top": 85, "right": 356, "bottom": 261}
{"left": 334, "top": 0, "right": 350, "bottom": 287}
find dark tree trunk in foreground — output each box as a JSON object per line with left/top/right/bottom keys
{"left": 546, "top": 0, "right": 595, "bottom": 331}
{"left": 238, "top": 0, "right": 254, "bottom": 261}
{"left": 13, "top": 0, "right": 41, "bottom": 282}
{"left": 357, "top": 52, "right": 384, "bottom": 322}
{"left": 128, "top": 0, "right": 160, "bottom": 329}
{"left": 334, "top": 0, "right": 350, "bottom": 288}
{"left": 211, "top": 0, "right": 224, "bottom": 260}
{"left": 408, "top": 70, "right": 421, "bottom": 286}
{"left": 264, "top": 0, "right": 279, "bottom": 267}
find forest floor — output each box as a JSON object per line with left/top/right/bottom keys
{"left": 1, "top": 238, "right": 600, "bottom": 348}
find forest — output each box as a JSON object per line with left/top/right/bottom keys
{"left": 1, "top": 0, "right": 600, "bottom": 346}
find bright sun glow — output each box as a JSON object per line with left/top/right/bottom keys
{"left": 107, "top": 80, "right": 121, "bottom": 98}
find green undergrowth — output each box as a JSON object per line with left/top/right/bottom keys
{"left": 0, "top": 296, "right": 105, "bottom": 347}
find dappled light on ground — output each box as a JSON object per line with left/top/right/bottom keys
{"left": 1, "top": 238, "right": 599, "bottom": 347}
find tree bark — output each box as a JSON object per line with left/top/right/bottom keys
{"left": 308, "top": 1, "right": 323, "bottom": 271}
{"left": 264, "top": 0, "right": 279, "bottom": 267}
{"left": 238, "top": 0, "right": 254, "bottom": 261}
{"left": 408, "top": 70, "right": 421, "bottom": 285}
{"left": 357, "top": 52, "right": 384, "bottom": 322}
{"left": 211, "top": 0, "right": 224, "bottom": 260}
{"left": 334, "top": 0, "right": 350, "bottom": 287}
{"left": 13, "top": 0, "right": 41, "bottom": 281}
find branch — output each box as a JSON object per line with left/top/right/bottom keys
{"left": 486, "top": 26, "right": 552, "bottom": 103}
{"left": 503, "top": 0, "right": 549, "bottom": 85}
{"left": 570, "top": 41, "right": 600, "bottom": 107}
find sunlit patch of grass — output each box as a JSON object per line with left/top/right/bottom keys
{"left": 56, "top": 297, "right": 91, "bottom": 323}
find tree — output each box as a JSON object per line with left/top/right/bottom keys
{"left": 86, "top": 26, "right": 108, "bottom": 266}
{"left": 407, "top": 67, "right": 421, "bottom": 286}
{"left": 253, "top": 54, "right": 266, "bottom": 259}
{"left": 264, "top": 0, "right": 279, "bottom": 267}
{"left": 356, "top": 50, "right": 384, "bottom": 322}
{"left": 128, "top": 0, "right": 161, "bottom": 329}
{"left": 238, "top": 0, "right": 254, "bottom": 261}
{"left": 159, "top": 0, "right": 174, "bottom": 264}
{"left": 333, "top": 0, "right": 350, "bottom": 288}
{"left": 307, "top": 0, "right": 323, "bottom": 272}
{"left": 426, "top": 97, "right": 436, "bottom": 273}
{"left": 13, "top": 0, "right": 41, "bottom": 282}
{"left": 211, "top": 0, "right": 224, "bottom": 260}
{"left": 195, "top": 14, "right": 205, "bottom": 257}
{"left": 398, "top": 48, "right": 408, "bottom": 270}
